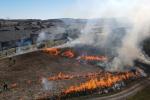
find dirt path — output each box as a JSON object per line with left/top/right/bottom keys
{"left": 89, "top": 77, "right": 150, "bottom": 100}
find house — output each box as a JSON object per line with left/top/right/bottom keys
{"left": 0, "top": 30, "right": 32, "bottom": 50}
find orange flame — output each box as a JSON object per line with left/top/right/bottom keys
{"left": 48, "top": 72, "right": 101, "bottom": 81}
{"left": 63, "top": 71, "right": 139, "bottom": 94}
{"left": 48, "top": 72, "right": 73, "bottom": 80}
{"left": 61, "top": 50, "right": 75, "bottom": 58}
{"left": 78, "top": 56, "right": 107, "bottom": 61}
{"left": 43, "top": 48, "right": 75, "bottom": 58}
{"left": 27, "top": 80, "right": 31, "bottom": 84}
{"left": 10, "top": 83, "right": 17, "bottom": 88}
{"left": 43, "top": 48, "right": 60, "bottom": 56}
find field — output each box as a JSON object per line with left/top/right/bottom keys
{"left": 0, "top": 51, "right": 101, "bottom": 100}
{"left": 0, "top": 49, "right": 148, "bottom": 100}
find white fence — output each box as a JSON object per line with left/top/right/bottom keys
{"left": 0, "top": 40, "right": 66, "bottom": 59}
{"left": 0, "top": 44, "right": 38, "bottom": 59}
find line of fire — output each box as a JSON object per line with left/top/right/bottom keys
{"left": 32, "top": 47, "right": 146, "bottom": 100}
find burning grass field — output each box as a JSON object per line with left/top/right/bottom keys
{"left": 0, "top": 47, "right": 146, "bottom": 100}
{"left": 0, "top": 49, "right": 102, "bottom": 100}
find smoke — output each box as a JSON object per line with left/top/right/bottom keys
{"left": 37, "top": 32, "right": 47, "bottom": 43}
{"left": 110, "top": 2, "right": 150, "bottom": 71}
{"left": 41, "top": 77, "right": 54, "bottom": 91}
{"left": 16, "top": 38, "right": 33, "bottom": 54}
{"left": 58, "top": 0, "right": 150, "bottom": 71}
{"left": 37, "top": 26, "right": 66, "bottom": 43}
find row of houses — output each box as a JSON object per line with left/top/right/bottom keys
{"left": 0, "top": 30, "right": 39, "bottom": 50}
{"left": 0, "top": 18, "right": 88, "bottom": 51}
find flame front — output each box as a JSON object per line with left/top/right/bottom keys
{"left": 61, "top": 50, "right": 74, "bottom": 58}
{"left": 42, "top": 47, "right": 142, "bottom": 98}
{"left": 43, "top": 48, "right": 108, "bottom": 61}
{"left": 63, "top": 71, "right": 139, "bottom": 94}
{"left": 78, "top": 56, "right": 107, "bottom": 61}
{"left": 48, "top": 72, "right": 101, "bottom": 81}
{"left": 43, "top": 48, "right": 60, "bottom": 56}
{"left": 10, "top": 83, "right": 17, "bottom": 88}
{"left": 43, "top": 48, "right": 75, "bottom": 58}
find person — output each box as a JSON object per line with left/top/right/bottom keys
{"left": 13, "top": 59, "right": 16, "bottom": 65}
{"left": 9, "top": 57, "right": 12, "bottom": 61}
{"left": 8, "top": 57, "right": 12, "bottom": 67}
{"left": 3, "top": 82, "right": 8, "bottom": 90}
{"left": 5, "top": 52, "right": 7, "bottom": 56}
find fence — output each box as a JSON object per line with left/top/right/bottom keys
{"left": 0, "top": 40, "right": 66, "bottom": 59}
{"left": 0, "top": 44, "right": 38, "bottom": 59}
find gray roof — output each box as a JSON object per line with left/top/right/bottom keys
{"left": 0, "top": 30, "right": 32, "bottom": 42}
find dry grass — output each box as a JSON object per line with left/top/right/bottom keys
{"left": 0, "top": 51, "right": 101, "bottom": 100}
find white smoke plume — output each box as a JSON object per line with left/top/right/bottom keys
{"left": 37, "top": 26, "right": 66, "bottom": 43}
{"left": 110, "top": 1, "right": 150, "bottom": 71}
{"left": 37, "top": 32, "right": 47, "bottom": 43}
{"left": 41, "top": 77, "right": 54, "bottom": 91}
{"left": 58, "top": 0, "right": 150, "bottom": 71}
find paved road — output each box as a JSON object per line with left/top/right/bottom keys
{"left": 88, "top": 77, "right": 150, "bottom": 100}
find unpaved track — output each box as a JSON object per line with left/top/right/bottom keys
{"left": 89, "top": 77, "right": 150, "bottom": 100}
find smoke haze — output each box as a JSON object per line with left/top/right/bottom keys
{"left": 58, "top": 0, "right": 150, "bottom": 71}
{"left": 37, "top": 0, "right": 150, "bottom": 71}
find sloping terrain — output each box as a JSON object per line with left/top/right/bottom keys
{"left": 0, "top": 51, "right": 101, "bottom": 100}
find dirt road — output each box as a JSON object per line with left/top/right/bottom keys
{"left": 89, "top": 77, "right": 150, "bottom": 100}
